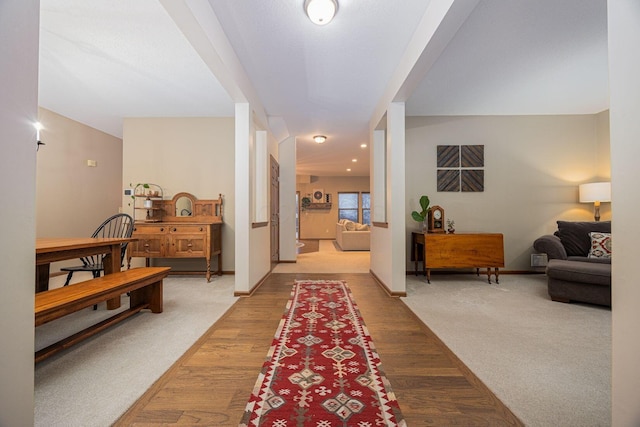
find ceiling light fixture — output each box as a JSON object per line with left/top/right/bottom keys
{"left": 352, "top": 158, "right": 357, "bottom": 162}
{"left": 360, "top": 144, "right": 367, "bottom": 148}
{"left": 313, "top": 135, "right": 327, "bottom": 144}
{"left": 305, "top": 0, "right": 337, "bottom": 26}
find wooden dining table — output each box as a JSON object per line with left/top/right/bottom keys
{"left": 36, "top": 237, "right": 135, "bottom": 308}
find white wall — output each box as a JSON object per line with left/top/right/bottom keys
{"left": 122, "top": 117, "right": 235, "bottom": 272}
{"left": 609, "top": 1, "right": 640, "bottom": 425}
{"left": 0, "top": 0, "right": 39, "bottom": 424}
{"left": 405, "top": 114, "right": 611, "bottom": 271}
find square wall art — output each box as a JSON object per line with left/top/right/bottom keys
{"left": 437, "top": 145, "right": 484, "bottom": 192}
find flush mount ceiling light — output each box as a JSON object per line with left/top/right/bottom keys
{"left": 313, "top": 135, "right": 327, "bottom": 144}
{"left": 305, "top": 0, "right": 338, "bottom": 26}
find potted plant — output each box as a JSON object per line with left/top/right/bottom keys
{"left": 411, "top": 195, "right": 430, "bottom": 232}
{"left": 447, "top": 219, "right": 455, "bottom": 234}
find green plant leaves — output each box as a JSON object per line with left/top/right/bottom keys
{"left": 411, "top": 195, "right": 430, "bottom": 222}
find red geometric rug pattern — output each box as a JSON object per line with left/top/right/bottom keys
{"left": 240, "top": 280, "right": 405, "bottom": 426}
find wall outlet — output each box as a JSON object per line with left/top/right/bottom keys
{"left": 531, "top": 253, "right": 548, "bottom": 267}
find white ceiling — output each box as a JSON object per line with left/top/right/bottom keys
{"left": 38, "top": 0, "right": 609, "bottom": 177}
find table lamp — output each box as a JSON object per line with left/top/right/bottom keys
{"left": 579, "top": 182, "right": 611, "bottom": 221}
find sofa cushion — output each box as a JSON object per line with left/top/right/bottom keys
{"left": 546, "top": 259, "right": 611, "bottom": 287}
{"left": 555, "top": 221, "right": 611, "bottom": 257}
{"left": 588, "top": 232, "right": 612, "bottom": 259}
{"left": 355, "top": 223, "right": 369, "bottom": 231}
{"left": 344, "top": 220, "right": 356, "bottom": 231}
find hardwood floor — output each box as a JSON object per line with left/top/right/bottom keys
{"left": 115, "top": 273, "right": 522, "bottom": 426}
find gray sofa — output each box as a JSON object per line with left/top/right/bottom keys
{"left": 533, "top": 221, "right": 611, "bottom": 307}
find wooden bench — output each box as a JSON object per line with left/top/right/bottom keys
{"left": 35, "top": 266, "right": 171, "bottom": 363}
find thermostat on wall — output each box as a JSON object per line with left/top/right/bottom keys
{"left": 124, "top": 188, "right": 133, "bottom": 196}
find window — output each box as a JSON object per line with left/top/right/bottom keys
{"left": 338, "top": 192, "right": 358, "bottom": 222}
{"left": 338, "top": 192, "right": 371, "bottom": 225}
{"left": 362, "top": 193, "right": 370, "bottom": 225}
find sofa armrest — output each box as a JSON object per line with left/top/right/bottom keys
{"left": 533, "top": 235, "right": 567, "bottom": 260}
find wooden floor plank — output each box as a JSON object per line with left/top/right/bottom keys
{"left": 115, "top": 273, "right": 522, "bottom": 426}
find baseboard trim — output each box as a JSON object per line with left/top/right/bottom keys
{"left": 370, "top": 270, "right": 407, "bottom": 298}
{"left": 234, "top": 271, "right": 270, "bottom": 297}
{"left": 167, "top": 270, "right": 234, "bottom": 276}
{"left": 278, "top": 260, "right": 296, "bottom": 264}
{"left": 406, "top": 269, "right": 545, "bottom": 276}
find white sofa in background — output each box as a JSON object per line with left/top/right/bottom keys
{"left": 335, "top": 219, "right": 370, "bottom": 251}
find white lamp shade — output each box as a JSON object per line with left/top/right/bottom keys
{"left": 579, "top": 182, "right": 611, "bottom": 203}
{"left": 305, "top": 0, "right": 337, "bottom": 25}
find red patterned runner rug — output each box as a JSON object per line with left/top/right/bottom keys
{"left": 240, "top": 280, "right": 405, "bottom": 427}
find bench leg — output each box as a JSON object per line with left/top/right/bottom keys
{"left": 129, "top": 280, "right": 163, "bottom": 313}
{"left": 106, "top": 297, "right": 121, "bottom": 310}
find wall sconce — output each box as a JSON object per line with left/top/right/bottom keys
{"left": 34, "top": 121, "right": 45, "bottom": 151}
{"left": 304, "top": 0, "right": 337, "bottom": 26}
{"left": 579, "top": 182, "right": 611, "bottom": 221}
{"left": 313, "top": 135, "right": 327, "bottom": 144}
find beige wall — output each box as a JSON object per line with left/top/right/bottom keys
{"left": 36, "top": 108, "right": 123, "bottom": 237}
{"left": 298, "top": 176, "right": 370, "bottom": 239}
{"left": 122, "top": 117, "right": 235, "bottom": 272}
{"left": 36, "top": 107, "right": 123, "bottom": 272}
{"left": 405, "top": 113, "right": 611, "bottom": 271}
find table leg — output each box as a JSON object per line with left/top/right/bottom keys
{"left": 426, "top": 268, "right": 431, "bottom": 284}
{"left": 495, "top": 268, "right": 500, "bottom": 284}
{"left": 104, "top": 245, "right": 122, "bottom": 310}
{"left": 206, "top": 258, "right": 211, "bottom": 282}
{"left": 486, "top": 267, "right": 492, "bottom": 284}
{"left": 414, "top": 240, "right": 418, "bottom": 276}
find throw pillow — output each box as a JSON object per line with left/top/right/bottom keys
{"left": 555, "top": 221, "right": 611, "bottom": 257}
{"left": 344, "top": 220, "right": 356, "bottom": 231}
{"left": 355, "top": 223, "right": 369, "bottom": 231}
{"left": 588, "top": 232, "right": 612, "bottom": 259}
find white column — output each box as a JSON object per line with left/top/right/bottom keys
{"left": 386, "top": 102, "right": 407, "bottom": 294}
{"left": 372, "top": 129, "right": 386, "bottom": 223}
{"left": 234, "top": 103, "right": 251, "bottom": 293}
{"left": 254, "top": 130, "right": 268, "bottom": 223}
{"left": 279, "top": 136, "right": 297, "bottom": 261}
{"left": 0, "top": 0, "right": 38, "bottom": 425}
{"left": 609, "top": 1, "right": 640, "bottom": 425}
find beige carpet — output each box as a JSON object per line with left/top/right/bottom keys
{"left": 403, "top": 273, "right": 611, "bottom": 427}
{"left": 274, "top": 239, "right": 370, "bottom": 273}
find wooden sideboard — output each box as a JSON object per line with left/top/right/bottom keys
{"left": 411, "top": 232, "right": 504, "bottom": 283}
{"left": 128, "top": 193, "right": 223, "bottom": 282}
